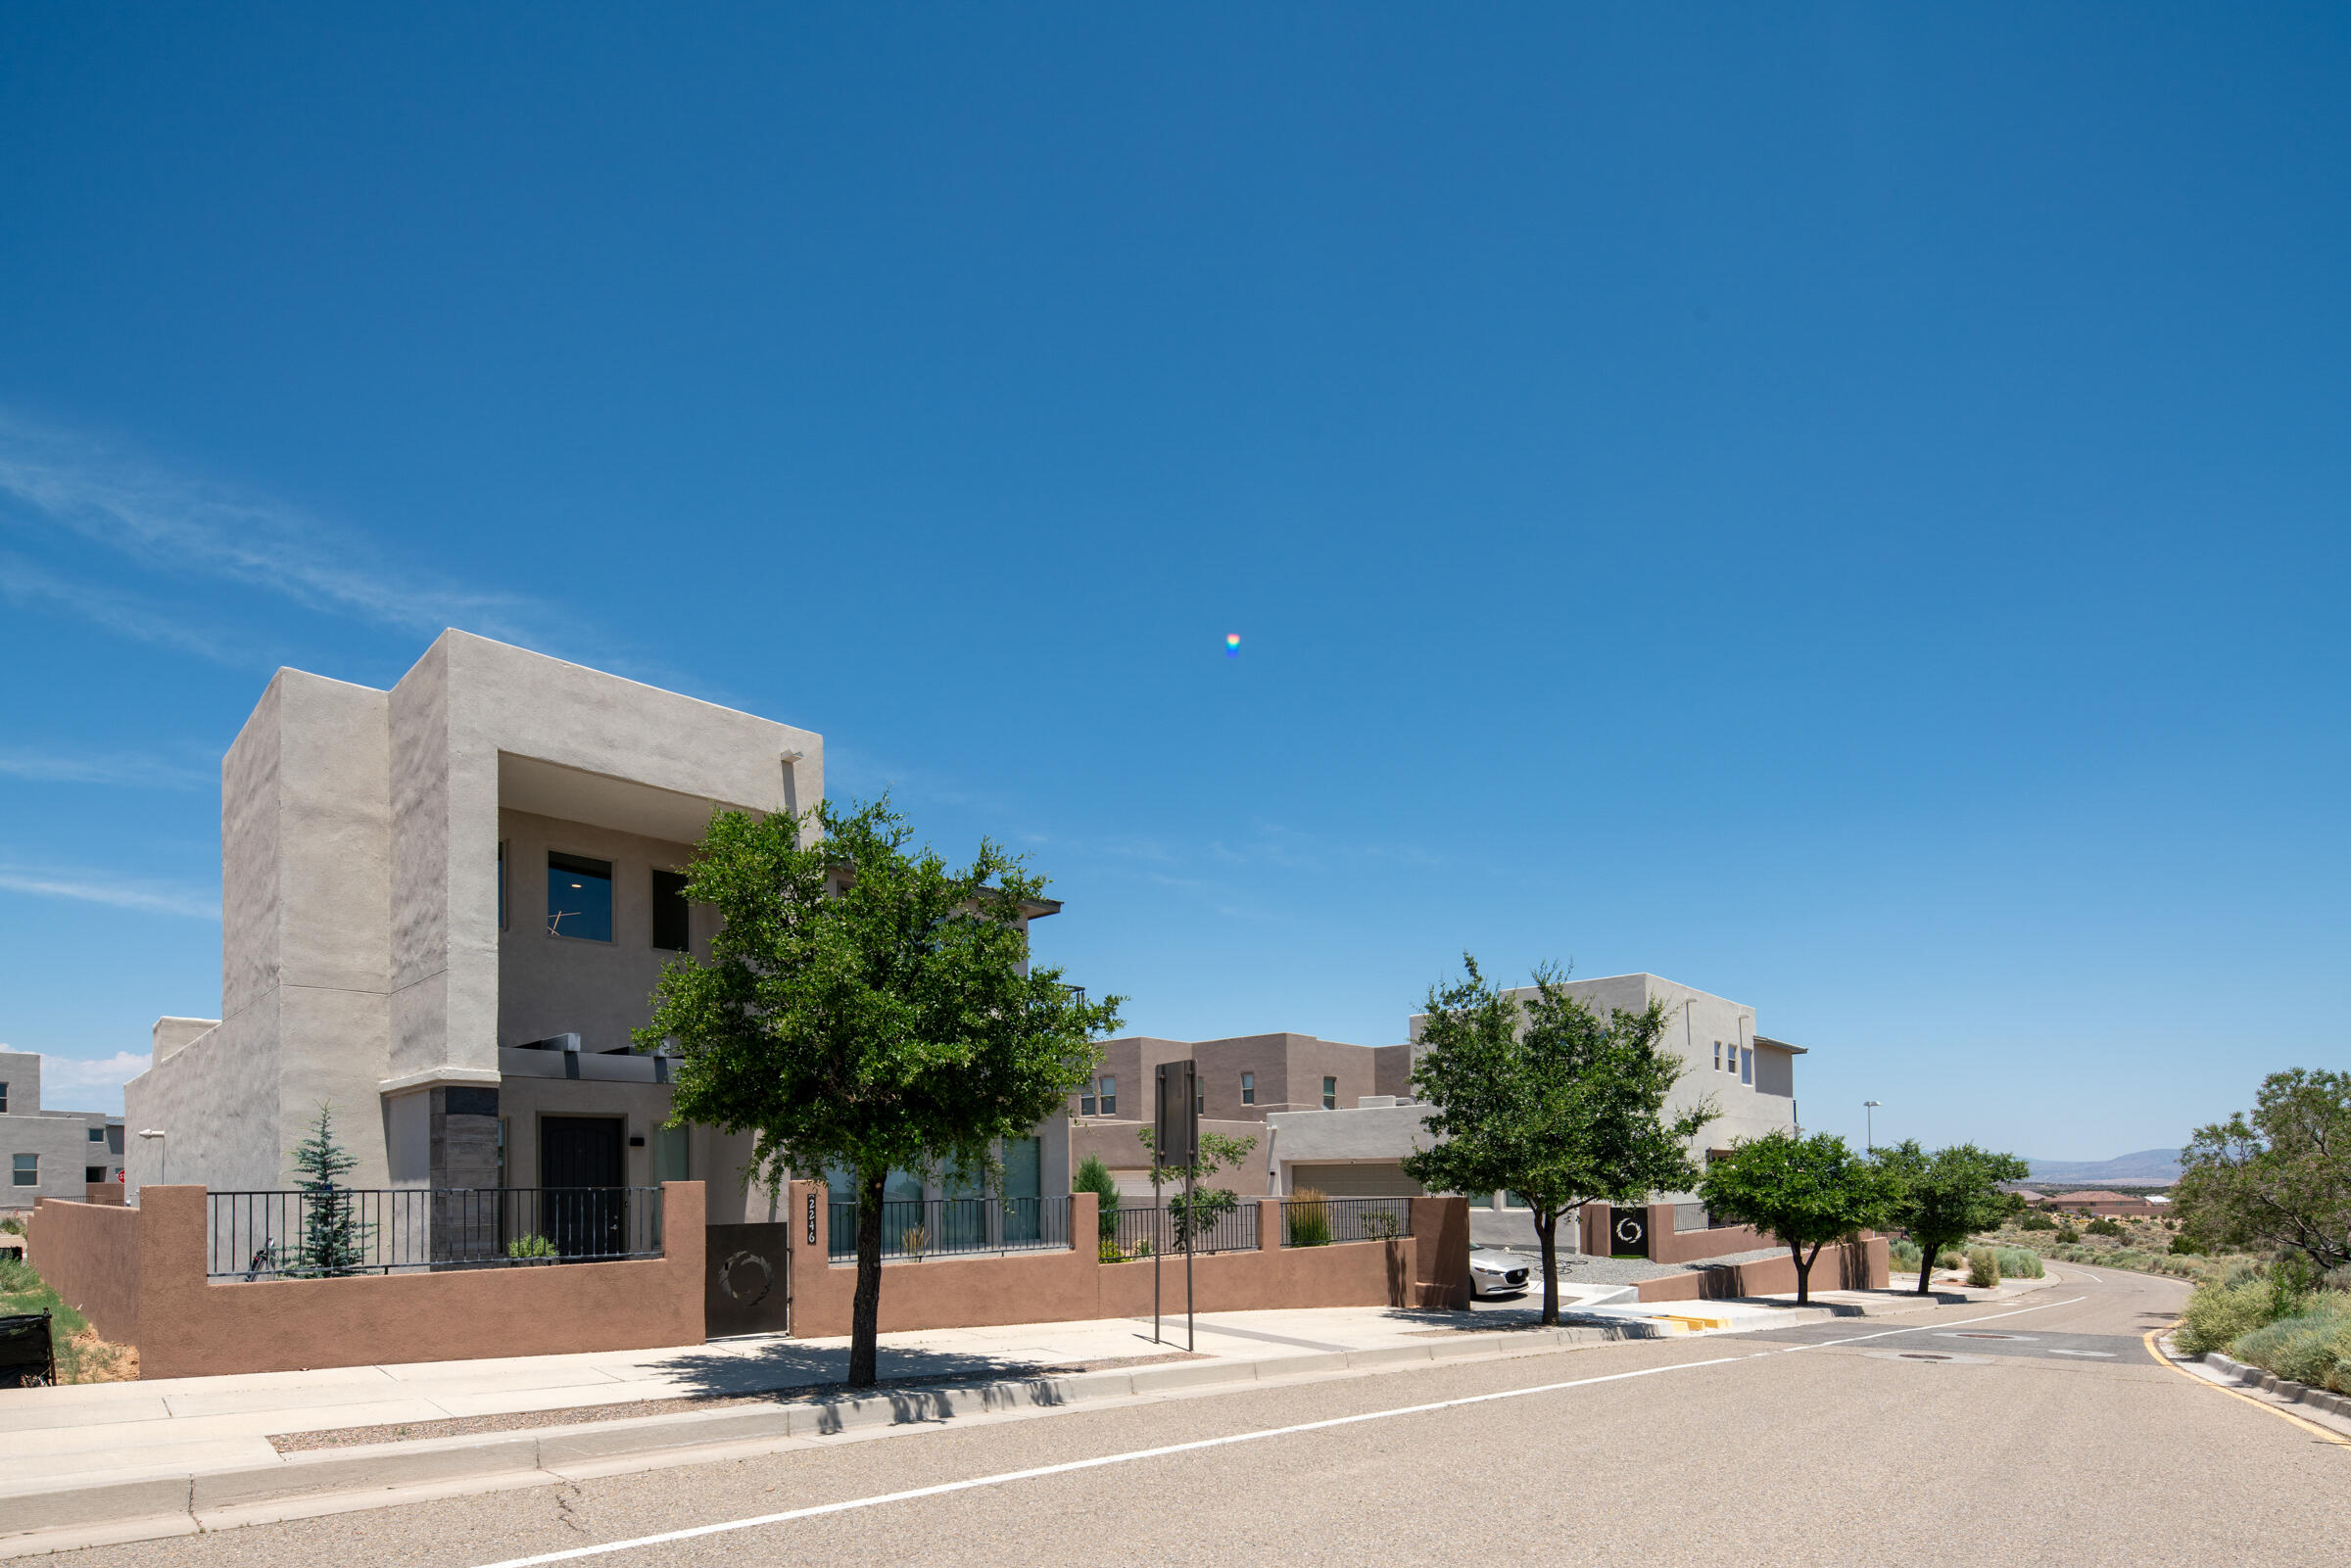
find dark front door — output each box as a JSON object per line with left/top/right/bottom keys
{"left": 540, "top": 1117, "right": 625, "bottom": 1258}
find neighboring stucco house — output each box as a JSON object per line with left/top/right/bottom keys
{"left": 1066, "top": 1031, "right": 1414, "bottom": 1199}
{"left": 1, "top": 1049, "right": 124, "bottom": 1212}
{"left": 122, "top": 632, "right": 1072, "bottom": 1228}
{"left": 1265, "top": 974, "right": 1807, "bottom": 1249}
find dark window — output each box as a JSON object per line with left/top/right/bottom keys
{"left": 1321, "top": 1075, "right": 1338, "bottom": 1111}
{"left": 85, "top": 1165, "right": 105, "bottom": 1183}
{"left": 87, "top": 1126, "right": 103, "bottom": 1143}
{"left": 1080, "top": 1088, "right": 1096, "bottom": 1117}
{"left": 1098, "top": 1076, "right": 1117, "bottom": 1117}
{"left": 1713, "top": 1041, "right": 1722, "bottom": 1070}
{"left": 1240, "top": 1071, "right": 1255, "bottom": 1106}
{"left": 0, "top": 1082, "right": 9, "bottom": 1113}
{"left": 11, "top": 1154, "right": 34, "bottom": 1186}
{"left": 497, "top": 840, "right": 507, "bottom": 929}
{"left": 547, "top": 852, "right": 613, "bottom": 941}
{"left": 651, "top": 870, "right": 690, "bottom": 951}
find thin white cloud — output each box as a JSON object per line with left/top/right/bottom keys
{"left": 0, "top": 547, "right": 245, "bottom": 664}
{"left": 37, "top": 1052, "right": 150, "bottom": 1111}
{"left": 0, "top": 747, "right": 209, "bottom": 788}
{"left": 0, "top": 414, "right": 544, "bottom": 641}
{"left": 0, "top": 863, "right": 219, "bottom": 920}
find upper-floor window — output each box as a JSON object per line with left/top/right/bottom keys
{"left": 1713, "top": 1041, "right": 1722, "bottom": 1070}
{"left": 11, "top": 1154, "right": 34, "bottom": 1186}
{"left": 1740, "top": 1047, "right": 1751, "bottom": 1086}
{"left": 547, "top": 852, "right": 614, "bottom": 941}
{"left": 651, "top": 870, "right": 691, "bottom": 951}
{"left": 1322, "top": 1075, "right": 1338, "bottom": 1111}
{"left": 1080, "top": 1085, "right": 1096, "bottom": 1117}
{"left": 0, "top": 1080, "right": 9, "bottom": 1113}
{"left": 1240, "top": 1071, "right": 1255, "bottom": 1106}
{"left": 87, "top": 1126, "right": 104, "bottom": 1143}
{"left": 1098, "top": 1076, "right": 1117, "bottom": 1117}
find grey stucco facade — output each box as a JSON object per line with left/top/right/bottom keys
{"left": 1, "top": 1049, "right": 124, "bottom": 1211}
{"left": 123, "top": 632, "right": 831, "bottom": 1220}
{"left": 124, "top": 632, "right": 1077, "bottom": 1223}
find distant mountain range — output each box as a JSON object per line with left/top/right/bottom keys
{"left": 2025, "top": 1149, "right": 2183, "bottom": 1184}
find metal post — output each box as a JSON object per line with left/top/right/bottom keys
{"left": 1151, "top": 1168, "right": 1162, "bottom": 1345}
{"left": 1184, "top": 1167, "right": 1195, "bottom": 1353}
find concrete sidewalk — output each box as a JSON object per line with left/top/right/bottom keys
{"left": 0, "top": 1280, "right": 2043, "bottom": 1554}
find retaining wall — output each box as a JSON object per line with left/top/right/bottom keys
{"left": 1633, "top": 1235, "right": 1890, "bottom": 1302}
{"left": 784, "top": 1187, "right": 1470, "bottom": 1337}
{"left": 26, "top": 1182, "right": 705, "bottom": 1379}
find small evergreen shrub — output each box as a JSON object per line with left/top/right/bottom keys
{"left": 1993, "top": 1247, "right": 2043, "bottom": 1278}
{"left": 2017, "top": 1212, "right": 2056, "bottom": 1232}
{"left": 505, "top": 1234, "right": 557, "bottom": 1259}
{"left": 2087, "top": 1217, "right": 2126, "bottom": 1239}
{"left": 1072, "top": 1155, "right": 1122, "bottom": 1244}
{"left": 1889, "top": 1239, "right": 1923, "bottom": 1270}
{"left": 2054, "top": 1223, "right": 2080, "bottom": 1244}
{"left": 1936, "top": 1248, "right": 1966, "bottom": 1269}
{"left": 1965, "top": 1247, "right": 2000, "bottom": 1288}
{"left": 2169, "top": 1235, "right": 2200, "bottom": 1256}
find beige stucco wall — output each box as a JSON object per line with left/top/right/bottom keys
{"left": 497, "top": 809, "right": 710, "bottom": 1055}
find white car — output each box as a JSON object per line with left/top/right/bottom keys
{"left": 1467, "top": 1246, "right": 1532, "bottom": 1299}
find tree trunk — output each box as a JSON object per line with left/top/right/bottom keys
{"left": 1915, "top": 1243, "right": 1935, "bottom": 1297}
{"left": 848, "top": 1169, "right": 886, "bottom": 1388}
{"left": 1793, "top": 1240, "right": 1819, "bottom": 1306}
{"left": 1536, "top": 1209, "right": 1559, "bottom": 1327}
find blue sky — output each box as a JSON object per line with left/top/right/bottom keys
{"left": 1, "top": 7, "right": 2344, "bottom": 1158}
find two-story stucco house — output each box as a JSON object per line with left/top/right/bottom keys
{"left": 122, "top": 632, "right": 1072, "bottom": 1241}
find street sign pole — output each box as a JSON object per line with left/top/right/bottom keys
{"left": 1154, "top": 1060, "right": 1199, "bottom": 1354}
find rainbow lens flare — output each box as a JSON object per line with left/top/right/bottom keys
{"left": 1224, "top": 633, "right": 1241, "bottom": 654}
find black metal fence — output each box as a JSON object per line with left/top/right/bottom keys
{"left": 1106, "top": 1200, "right": 1259, "bottom": 1259}
{"left": 208, "top": 1187, "right": 665, "bottom": 1280}
{"left": 1277, "top": 1196, "right": 1412, "bottom": 1247}
{"left": 825, "top": 1195, "right": 1072, "bottom": 1261}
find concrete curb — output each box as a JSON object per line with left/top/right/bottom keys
{"left": 0, "top": 1297, "right": 1929, "bottom": 1556}
{"left": 0, "top": 1322, "right": 1653, "bottom": 1550}
{"left": 2199, "top": 1352, "right": 2351, "bottom": 1419}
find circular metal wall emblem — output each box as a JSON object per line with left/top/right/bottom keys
{"left": 719, "top": 1249, "right": 775, "bottom": 1307}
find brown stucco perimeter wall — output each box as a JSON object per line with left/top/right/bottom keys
{"left": 1634, "top": 1235, "right": 1890, "bottom": 1303}
{"left": 32, "top": 1183, "right": 705, "bottom": 1379}
{"left": 785, "top": 1188, "right": 1471, "bottom": 1337}
{"left": 26, "top": 1196, "right": 144, "bottom": 1347}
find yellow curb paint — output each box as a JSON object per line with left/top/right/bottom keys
{"left": 2141, "top": 1326, "right": 2351, "bottom": 1449}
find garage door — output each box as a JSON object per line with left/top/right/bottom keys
{"left": 1287, "top": 1163, "right": 1424, "bottom": 1198}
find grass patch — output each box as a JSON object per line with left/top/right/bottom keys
{"left": 0, "top": 1253, "right": 138, "bottom": 1384}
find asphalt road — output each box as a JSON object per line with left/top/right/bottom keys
{"left": 69, "top": 1265, "right": 2348, "bottom": 1568}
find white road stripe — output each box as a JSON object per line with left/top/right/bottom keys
{"left": 467, "top": 1294, "right": 2089, "bottom": 1568}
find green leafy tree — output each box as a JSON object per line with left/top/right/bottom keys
{"left": 1876, "top": 1141, "right": 2031, "bottom": 1295}
{"left": 1137, "top": 1127, "right": 1258, "bottom": 1248}
{"left": 1700, "top": 1130, "right": 1896, "bottom": 1305}
{"left": 286, "top": 1104, "right": 371, "bottom": 1277}
{"left": 1401, "top": 958, "right": 1712, "bottom": 1325}
{"left": 636, "top": 797, "right": 1124, "bottom": 1387}
{"left": 2175, "top": 1069, "right": 2351, "bottom": 1275}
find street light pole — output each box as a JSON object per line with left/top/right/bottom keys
{"left": 1863, "top": 1101, "right": 1881, "bottom": 1152}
